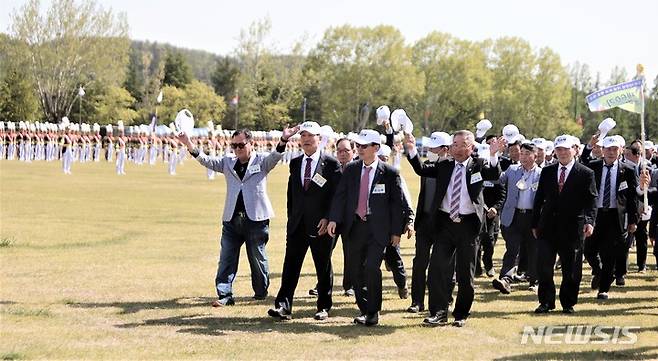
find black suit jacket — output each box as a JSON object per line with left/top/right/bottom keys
{"left": 407, "top": 155, "right": 501, "bottom": 229}
{"left": 329, "top": 160, "right": 404, "bottom": 245}
{"left": 287, "top": 153, "right": 341, "bottom": 236}
{"left": 531, "top": 161, "right": 598, "bottom": 243}
{"left": 584, "top": 159, "right": 639, "bottom": 232}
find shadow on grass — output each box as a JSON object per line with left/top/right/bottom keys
{"left": 493, "top": 346, "right": 658, "bottom": 360}
{"left": 66, "top": 296, "right": 357, "bottom": 315}
{"left": 116, "top": 313, "right": 414, "bottom": 338}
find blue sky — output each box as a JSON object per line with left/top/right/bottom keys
{"left": 2, "top": 0, "right": 657, "bottom": 85}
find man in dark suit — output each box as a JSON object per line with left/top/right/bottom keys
{"left": 268, "top": 121, "right": 341, "bottom": 321}
{"left": 327, "top": 129, "right": 405, "bottom": 326}
{"left": 582, "top": 135, "right": 638, "bottom": 300}
{"left": 478, "top": 135, "right": 507, "bottom": 278}
{"left": 531, "top": 134, "right": 598, "bottom": 314}
{"left": 404, "top": 130, "right": 502, "bottom": 327}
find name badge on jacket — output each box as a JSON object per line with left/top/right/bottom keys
{"left": 618, "top": 181, "right": 628, "bottom": 191}
{"left": 470, "top": 172, "right": 483, "bottom": 184}
{"left": 373, "top": 184, "right": 386, "bottom": 194}
{"left": 483, "top": 181, "right": 494, "bottom": 188}
{"left": 248, "top": 164, "right": 261, "bottom": 174}
{"left": 312, "top": 173, "right": 327, "bottom": 187}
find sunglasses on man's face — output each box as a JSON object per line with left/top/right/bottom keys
{"left": 356, "top": 143, "right": 374, "bottom": 149}
{"left": 230, "top": 142, "right": 247, "bottom": 150}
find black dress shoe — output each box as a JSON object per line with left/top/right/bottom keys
{"left": 406, "top": 303, "right": 425, "bottom": 313}
{"left": 597, "top": 292, "right": 609, "bottom": 300}
{"left": 562, "top": 306, "right": 575, "bottom": 314}
{"left": 253, "top": 292, "right": 268, "bottom": 300}
{"left": 398, "top": 287, "right": 409, "bottom": 299}
{"left": 365, "top": 312, "right": 379, "bottom": 326}
{"left": 615, "top": 276, "right": 625, "bottom": 286}
{"left": 486, "top": 268, "right": 495, "bottom": 278}
{"left": 353, "top": 314, "right": 366, "bottom": 325}
{"left": 492, "top": 278, "right": 511, "bottom": 294}
{"left": 308, "top": 287, "right": 318, "bottom": 296}
{"left": 452, "top": 319, "right": 466, "bottom": 327}
{"left": 591, "top": 275, "right": 600, "bottom": 290}
{"left": 314, "top": 309, "right": 329, "bottom": 320}
{"left": 423, "top": 310, "right": 449, "bottom": 326}
{"left": 267, "top": 307, "right": 291, "bottom": 320}
{"left": 534, "top": 304, "right": 555, "bottom": 314}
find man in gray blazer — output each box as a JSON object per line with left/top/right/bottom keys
{"left": 178, "top": 126, "right": 298, "bottom": 306}
{"left": 493, "top": 142, "right": 543, "bottom": 294}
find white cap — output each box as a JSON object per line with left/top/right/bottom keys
{"left": 174, "top": 108, "right": 195, "bottom": 135}
{"left": 545, "top": 141, "right": 554, "bottom": 155}
{"left": 553, "top": 134, "right": 576, "bottom": 149}
{"left": 298, "top": 121, "right": 322, "bottom": 135}
{"left": 377, "top": 144, "right": 392, "bottom": 157}
{"left": 376, "top": 105, "right": 391, "bottom": 125}
{"left": 422, "top": 131, "right": 451, "bottom": 148}
{"left": 602, "top": 136, "right": 623, "bottom": 148}
{"left": 598, "top": 117, "right": 616, "bottom": 138}
{"left": 475, "top": 142, "right": 490, "bottom": 159}
{"left": 644, "top": 140, "right": 654, "bottom": 150}
{"left": 319, "top": 125, "right": 336, "bottom": 138}
{"left": 531, "top": 137, "right": 547, "bottom": 150}
{"left": 354, "top": 129, "right": 381, "bottom": 145}
{"left": 391, "top": 109, "right": 414, "bottom": 134}
{"left": 476, "top": 119, "right": 493, "bottom": 138}
{"left": 502, "top": 124, "right": 520, "bottom": 144}
{"left": 614, "top": 135, "right": 626, "bottom": 148}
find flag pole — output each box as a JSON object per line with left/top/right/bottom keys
{"left": 235, "top": 90, "right": 239, "bottom": 130}
{"left": 302, "top": 97, "right": 307, "bottom": 122}
{"left": 634, "top": 64, "right": 649, "bottom": 208}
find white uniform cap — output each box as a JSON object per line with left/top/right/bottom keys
{"left": 531, "top": 138, "right": 547, "bottom": 150}
{"left": 376, "top": 105, "right": 391, "bottom": 125}
{"left": 602, "top": 136, "right": 623, "bottom": 148}
{"left": 298, "top": 121, "right": 322, "bottom": 135}
{"left": 391, "top": 109, "right": 413, "bottom": 134}
{"left": 475, "top": 119, "right": 493, "bottom": 138}
{"left": 553, "top": 134, "right": 576, "bottom": 149}
{"left": 422, "top": 131, "right": 451, "bottom": 148}
{"left": 377, "top": 144, "right": 392, "bottom": 157}
{"left": 502, "top": 124, "right": 520, "bottom": 144}
{"left": 354, "top": 129, "right": 381, "bottom": 145}
{"left": 598, "top": 117, "right": 616, "bottom": 139}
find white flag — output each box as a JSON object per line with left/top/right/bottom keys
{"left": 78, "top": 86, "right": 85, "bottom": 97}
{"left": 156, "top": 90, "right": 163, "bottom": 104}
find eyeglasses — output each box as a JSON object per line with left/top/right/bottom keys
{"left": 230, "top": 142, "right": 247, "bottom": 149}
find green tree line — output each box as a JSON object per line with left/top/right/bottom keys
{"left": 1, "top": 0, "right": 657, "bottom": 141}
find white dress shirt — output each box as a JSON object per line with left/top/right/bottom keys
{"left": 300, "top": 150, "right": 321, "bottom": 185}
{"left": 440, "top": 158, "right": 476, "bottom": 215}
{"left": 597, "top": 160, "right": 618, "bottom": 209}
{"left": 516, "top": 164, "right": 539, "bottom": 210}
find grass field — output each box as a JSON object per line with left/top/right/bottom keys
{"left": 1, "top": 158, "right": 657, "bottom": 360}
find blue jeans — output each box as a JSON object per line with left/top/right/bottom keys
{"left": 215, "top": 213, "right": 270, "bottom": 298}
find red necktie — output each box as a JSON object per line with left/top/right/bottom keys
{"left": 303, "top": 158, "right": 312, "bottom": 190}
{"left": 356, "top": 166, "right": 372, "bottom": 219}
{"left": 558, "top": 166, "right": 566, "bottom": 193}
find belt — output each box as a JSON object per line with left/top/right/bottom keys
{"left": 597, "top": 208, "right": 617, "bottom": 213}
{"left": 439, "top": 210, "right": 475, "bottom": 223}
{"left": 515, "top": 209, "right": 533, "bottom": 214}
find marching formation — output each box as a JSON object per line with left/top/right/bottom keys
{"left": 4, "top": 107, "right": 657, "bottom": 328}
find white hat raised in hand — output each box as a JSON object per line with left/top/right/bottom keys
{"left": 376, "top": 105, "right": 391, "bottom": 126}
{"left": 476, "top": 119, "right": 492, "bottom": 138}
{"left": 598, "top": 117, "right": 616, "bottom": 138}
{"left": 174, "top": 109, "right": 195, "bottom": 136}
